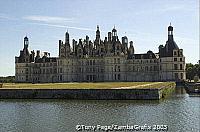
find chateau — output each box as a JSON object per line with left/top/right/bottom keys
{"left": 15, "top": 24, "right": 186, "bottom": 83}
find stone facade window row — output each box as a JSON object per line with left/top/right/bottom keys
{"left": 174, "top": 64, "right": 183, "bottom": 70}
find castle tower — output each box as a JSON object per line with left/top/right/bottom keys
{"left": 159, "top": 24, "right": 186, "bottom": 82}
{"left": 166, "top": 23, "right": 179, "bottom": 56}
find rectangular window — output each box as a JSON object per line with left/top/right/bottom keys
{"left": 180, "top": 58, "right": 182, "bottom": 61}
{"left": 46, "top": 69, "right": 49, "bottom": 74}
{"left": 174, "top": 51, "right": 177, "bottom": 56}
{"left": 175, "top": 73, "right": 178, "bottom": 79}
{"left": 54, "top": 68, "right": 57, "bottom": 74}
{"left": 150, "top": 66, "right": 152, "bottom": 71}
{"left": 118, "top": 74, "right": 121, "bottom": 80}
{"left": 114, "top": 58, "right": 116, "bottom": 64}
{"left": 180, "top": 64, "right": 183, "bottom": 70}
{"left": 117, "top": 58, "right": 120, "bottom": 64}
{"left": 145, "top": 66, "right": 148, "bottom": 71}
{"left": 174, "top": 64, "right": 178, "bottom": 70}
{"left": 174, "top": 58, "right": 177, "bottom": 61}
{"left": 118, "top": 66, "right": 120, "bottom": 72}
{"left": 132, "top": 66, "right": 135, "bottom": 71}
{"left": 26, "top": 69, "right": 28, "bottom": 74}
{"left": 154, "top": 66, "right": 157, "bottom": 71}
{"left": 60, "top": 75, "right": 62, "bottom": 81}
{"left": 181, "top": 73, "right": 183, "bottom": 79}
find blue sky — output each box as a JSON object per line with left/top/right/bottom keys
{"left": 0, "top": 0, "right": 199, "bottom": 76}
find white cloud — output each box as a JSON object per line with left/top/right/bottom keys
{"left": 29, "top": 22, "right": 95, "bottom": 32}
{"left": 0, "top": 13, "right": 16, "bottom": 20}
{"left": 23, "top": 15, "right": 75, "bottom": 24}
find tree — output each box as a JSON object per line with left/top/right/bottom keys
{"left": 186, "top": 63, "right": 200, "bottom": 82}
{"left": 0, "top": 76, "right": 15, "bottom": 83}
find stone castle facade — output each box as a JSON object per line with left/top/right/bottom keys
{"left": 15, "top": 25, "right": 186, "bottom": 83}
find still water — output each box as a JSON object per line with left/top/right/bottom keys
{"left": 0, "top": 88, "right": 199, "bottom": 132}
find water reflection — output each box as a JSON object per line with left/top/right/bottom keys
{"left": 0, "top": 87, "right": 199, "bottom": 132}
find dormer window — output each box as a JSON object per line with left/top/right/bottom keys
{"left": 174, "top": 51, "right": 177, "bottom": 56}
{"left": 180, "top": 51, "right": 182, "bottom": 56}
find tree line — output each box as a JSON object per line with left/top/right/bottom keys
{"left": 0, "top": 76, "right": 15, "bottom": 83}
{"left": 186, "top": 63, "right": 200, "bottom": 81}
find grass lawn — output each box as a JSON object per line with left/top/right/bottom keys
{"left": 0, "top": 82, "right": 175, "bottom": 89}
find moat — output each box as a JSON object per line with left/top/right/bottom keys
{"left": 0, "top": 87, "right": 199, "bottom": 132}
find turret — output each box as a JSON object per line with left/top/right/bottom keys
{"left": 112, "top": 26, "right": 117, "bottom": 41}
{"left": 168, "top": 23, "right": 175, "bottom": 42}
{"left": 86, "top": 35, "right": 89, "bottom": 45}
{"left": 30, "top": 50, "right": 35, "bottom": 62}
{"left": 168, "top": 23, "right": 173, "bottom": 36}
{"left": 59, "top": 40, "right": 65, "bottom": 58}
{"left": 96, "top": 25, "right": 100, "bottom": 41}
{"left": 108, "top": 32, "right": 112, "bottom": 41}
{"left": 122, "top": 36, "right": 128, "bottom": 45}
{"left": 65, "top": 31, "right": 69, "bottom": 44}
{"left": 72, "top": 39, "right": 77, "bottom": 53}
{"left": 122, "top": 36, "right": 128, "bottom": 54}
{"left": 24, "top": 36, "right": 29, "bottom": 49}
{"left": 35, "top": 50, "right": 41, "bottom": 62}
{"left": 128, "top": 41, "right": 134, "bottom": 57}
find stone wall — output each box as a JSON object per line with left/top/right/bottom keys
{"left": 0, "top": 85, "right": 175, "bottom": 100}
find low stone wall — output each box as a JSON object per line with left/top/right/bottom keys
{"left": 158, "top": 83, "right": 176, "bottom": 98}
{"left": 0, "top": 84, "right": 175, "bottom": 100}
